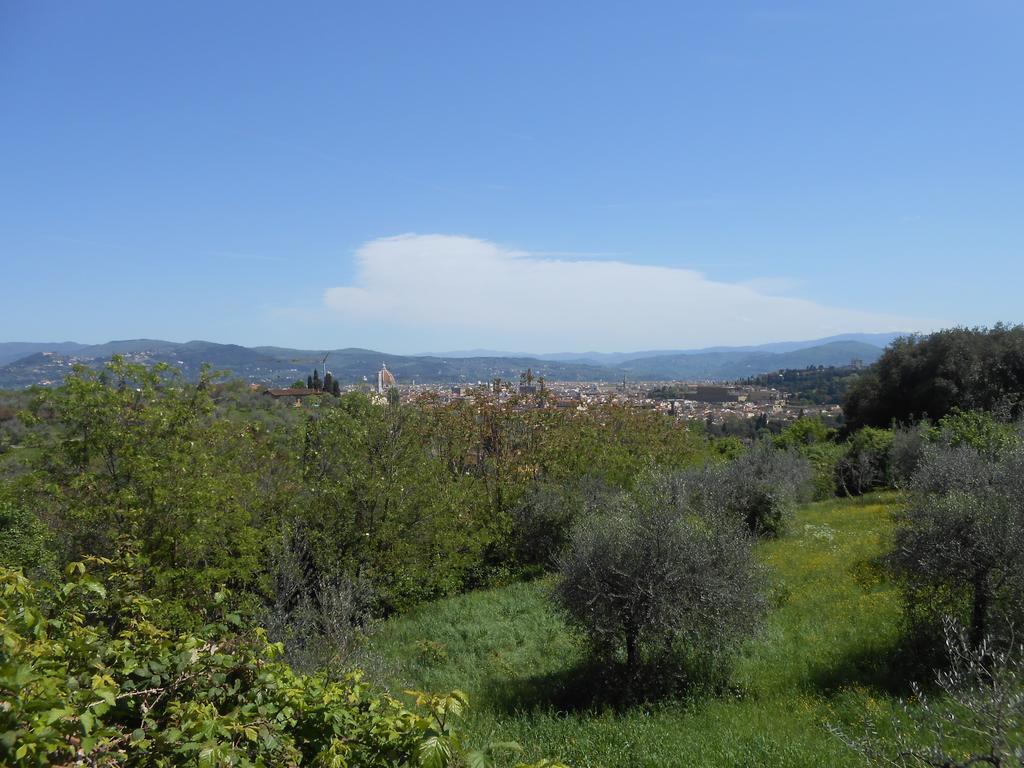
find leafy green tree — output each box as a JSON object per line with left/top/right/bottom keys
{"left": 774, "top": 417, "right": 834, "bottom": 449}
{"left": 0, "top": 491, "right": 55, "bottom": 576}
{"left": 844, "top": 324, "right": 1024, "bottom": 429}
{"left": 295, "top": 393, "right": 490, "bottom": 612}
{"left": 936, "top": 408, "right": 1019, "bottom": 457}
{"left": 23, "top": 358, "right": 268, "bottom": 625}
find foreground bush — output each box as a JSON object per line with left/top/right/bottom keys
{"left": 0, "top": 560, "right": 556, "bottom": 768}
{"left": 553, "top": 473, "right": 764, "bottom": 692}
{"left": 835, "top": 619, "right": 1024, "bottom": 767}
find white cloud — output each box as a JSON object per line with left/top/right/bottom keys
{"left": 322, "top": 234, "right": 931, "bottom": 351}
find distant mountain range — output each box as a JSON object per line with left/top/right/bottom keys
{"left": 422, "top": 333, "right": 904, "bottom": 366}
{"left": 0, "top": 333, "right": 902, "bottom": 389}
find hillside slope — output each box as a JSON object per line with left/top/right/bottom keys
{"left": 369, "top": 495, "right": 906, "bottom": 768}
{"left": 0, "top": 338, "right": 883, "bottom": 388}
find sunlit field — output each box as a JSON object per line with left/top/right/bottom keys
{"left": 371, "top": 494, "right": 908, "bottom": 768}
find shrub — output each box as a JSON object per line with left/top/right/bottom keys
{"left": 889, "top": 421, "right": 933, "bottom": 488}
{"left": 0, "top": 559, "right": 555, "bottom": 768}
{"left": 262, "top": 527, "right": 376, "bottom": 676}
{"left": 509, "top": 482, "right": 578, "bottom": 572}
{"left": 769, "top": 418, "right": 843, "bottom": 500}
{"left": 890, "top": 441, "right": 1024, "bottom": 647}
{"left": 773, "top": 417, "right": 835, "bottom": 450}
{"left": 800, "top": 442, "right": 844, "bottom": 500}
{"left": 835, "top": 618, "right": 1024, "bottom": 767}
{"left": 0, "top": 561, "right": 417, "bottom": 766}
{"left": 936, "top": 408, "right": 1019, "bottom": 457}
{"left": 0, "top": 492, "right": 55, "bottom": 576}
{"left": 721, "top": 442, "right": 813, "bottom": 536}
{"left": 552, "top": 473, "right": 764, "bottom": 690}
{"left": 836, "top": 427, "right": 894, "bottom": 496}
{"left": 509, "top": 478, "right": 612, "bottom": 573}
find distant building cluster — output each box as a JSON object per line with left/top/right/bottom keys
{"left": 253, "top": 360, "right": 841, "bottom": 426}
{"left": 370, "top": 375, "right": 839, "bottom": 426}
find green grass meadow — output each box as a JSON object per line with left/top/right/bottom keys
{"left": 369, "top": 494, "right": 912, "bottom": 767}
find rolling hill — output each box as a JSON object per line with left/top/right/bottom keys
{"left": 0, "top": 337, "right": 887, "bottom": 389}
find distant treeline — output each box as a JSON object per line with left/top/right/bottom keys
{"left": 843, "top": 324, "right": 1024, "bottom": 429}
{"left": 741, "top": 365, "right": 862, "bottom": 406}
{"left": 649, "top": 365, "right": 862, "bottom": 407}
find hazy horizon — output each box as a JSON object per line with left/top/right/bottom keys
{"left": 0, "top": 330, "right": 908, "bottom": 359}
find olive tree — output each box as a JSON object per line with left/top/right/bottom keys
{"left": 889, "top": 421, "right": 933, "bottom": 488}
{"left": 552, "top": 473, "right": 764, "bottom": 685}
{"left": 835, "top": 618, "right": 1024, "bottom": 767}
{"left": 722, "top": 442, "right": 813, "bottom": 536}
{"left": 679, "top": 442, "right": 813, "bottom": 538}
{"left": 262, "top": 526, "right": 376, "bottom": 676}
{"left": 891, "top": 441, "right": 1024, "bottom": 648}
{"left": 509, "top": 478, "right": 613, "bottom": 572}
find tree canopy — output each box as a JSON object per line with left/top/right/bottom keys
{"left": 844, "top": 324, "right": 1024, "bottom": 430}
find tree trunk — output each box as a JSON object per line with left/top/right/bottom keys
{"left": 970, "top": 570, "right": 989, "bottom": 649}
{"left": 625, "top": 631, "right": 639, "bottom": 673}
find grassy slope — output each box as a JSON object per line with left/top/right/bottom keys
{"left": 369, "top": 495, "right": 906, "bottom": 767}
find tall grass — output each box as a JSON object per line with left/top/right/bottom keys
{"left": 368, "top": 494, "right": 909, "bottom": 767}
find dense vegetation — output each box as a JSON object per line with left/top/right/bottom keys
{"left": 2, "top": 358, "right": 710, "bottom": 623}
{"left": 844, "top": 324, "right": 1024, "bottom": 430}
{"left": 741, "top": 364, "right": 863, "bottom": 405}
{"left": 3, "top": 329, "right": 1024, "bottom": 766}
{"left": 1, "top": 559, "right": 476, "bottom": 767}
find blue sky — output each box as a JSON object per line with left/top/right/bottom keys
{"left": 2, "top": 1, "right": 1022, "bottom": 352}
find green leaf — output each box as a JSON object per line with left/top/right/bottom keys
{"left": 419, "top": 735, "right": 454, "bottom": 768}
{"left": 95, "top": 687, "right": 117, "bottom": 706}
{"left": 83, "top": 580, "right": 107, "bottom": 598}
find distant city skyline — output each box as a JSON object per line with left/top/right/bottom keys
{"left": 3, "top": 2, "right": 1022, "bottom": 350}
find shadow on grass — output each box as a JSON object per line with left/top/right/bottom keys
{"left": 810, "top": 631, "right": 943, "bottom": 697}
{"left": 483, "top": 656, "right": 734, "bottom": 715}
